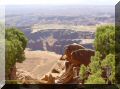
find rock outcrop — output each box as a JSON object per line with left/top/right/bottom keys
{"left": 71, "top": 49, "right": 95, "bottom": 66}
{"left": 16, "top": 69, "right": 38, "bottom": 84}
{"left": 27, "top": 29, "right": 95, "bottom": 54}
{"left": 55, "top": 43, "right": 95, "bottom": 83}
{"left": 60, "top": 43, "right": 85, "bottom": 61}
{"left": 16, "top": 43, "right": 95, "bottom": 84}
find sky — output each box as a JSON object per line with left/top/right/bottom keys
{"left": 0, "top": 0, "right": 119, "bottom": 5}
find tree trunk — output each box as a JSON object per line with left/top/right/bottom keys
{"left": 9, "top": 64, "right": 16, "bottom": 80}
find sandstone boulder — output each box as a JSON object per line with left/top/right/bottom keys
{"left": 41, "top": 74, "right": 55, "bottom": 84}
{"left": 60, "top": 43, "right": 85, "bottom": 61}
{"left": 71, "top": 49, "right": 95, "bottom": 66}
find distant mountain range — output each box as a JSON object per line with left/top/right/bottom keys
{"left": 5, "top": 5, "right": 114, "bottom": 54}
{"left": 5, "top": 5, "right": 114, "bottom": 27}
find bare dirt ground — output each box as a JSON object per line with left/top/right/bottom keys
{"left": 16, "top": 50, "right": 61, "bottom": 79}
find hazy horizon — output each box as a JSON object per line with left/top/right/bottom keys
{"left": 1, "top": 0, "right": 119, "bottom": 5}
